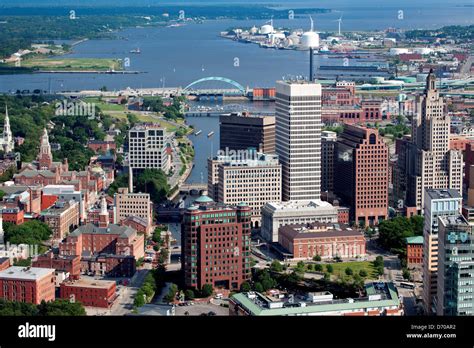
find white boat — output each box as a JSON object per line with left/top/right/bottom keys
{"left": 130, "top": 48, "right": 141, "bottom": 54}
{"left": 207, "top": 131, "right": 215, "bottom": 137}
{"left": 195, "top": 130, "right": 202, "bottom": 136}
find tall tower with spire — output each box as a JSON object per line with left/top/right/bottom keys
{"left": 98, "top": 196, "right": 109, "bottom": 228}
{"left": 38, "top": 128, "right": 53, "bottom": 170}
{"left": 1, "top": 106, "right": 14, "bottom": 154}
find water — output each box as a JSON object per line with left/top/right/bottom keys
{"left": 0, "top": 1, "right": 473, "bottom": 92}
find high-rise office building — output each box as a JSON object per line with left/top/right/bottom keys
{"left": 275, "top": 80, "right": 322, "bottom": 201}
{"left": 114, "top": 188, "right": 153, "bottom": 235}
{"left": 437, "top": 214, "right": 474, "bottom": 316}
{"left": 321, "top": 130, "right": 337, "bottom": 193}
{"left": 333, "top": 125, "right": 389, "bottom": 226}
{"left": 181, "top": 195, "right": 252, "bottom": 290}
{"left": 401, "top": 71, "right": 463, "bottom": 212}
{"left": 422, "top": 189, "right": 462, "bottom": 315}
{"left": 207, "top": 152, "right": 281, "bottom": 227}
{"left": 128, "top": 124, "right": 170, "bottom": 173}
{"left": 219, "top": 113, "right": 275, "bottom": 154}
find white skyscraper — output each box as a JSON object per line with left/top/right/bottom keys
{"left": 275, "top": 80, "right": 322, "bottom": 201}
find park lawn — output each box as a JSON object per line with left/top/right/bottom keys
{"left": 17, "top": 58, "right": 122, "bottom": 71}
{"left": 327, "top": 261, "right": 378, "bottom": 280}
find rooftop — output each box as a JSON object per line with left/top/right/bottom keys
{"left": 0, "top": 266, "right": 55, "bottom": 281}
{"left": 69, "top": 223, "right": 136, "bottom": 239}
{"left": 264, "top": 200, "right": 336, "bottom": 213}
{"left": 213, "top": 152, "right": 280, "bottom": 167}
{"left": 62, "top": 278, "right": 115, "bottom": 289}
{"left": 231, "top": 282, "right": 400, "bottom": 316}
{"left": 426, "top": 189, "right": 462, "bottom": 201}
{"left": 406, "top": 236, "right": 424, "bottom": 245}
{"left": 279, "top": 222, "right": 365, "bottom": 240}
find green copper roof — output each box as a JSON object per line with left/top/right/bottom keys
{"left": 406, "top": 236, "right": 424, "bottom": 245}
{"left": 195, "top": 195, "right": 214, "bottom": 203}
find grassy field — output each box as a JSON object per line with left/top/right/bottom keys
{"left": 84, "top": 98, "right": 182, "bottom": 132}
{"left": 16, "top": 58, "right": 122, "bottom": 71}
{"left": 326, "top": 261, "right": 379, "bottom": 280}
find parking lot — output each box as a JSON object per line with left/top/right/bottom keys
{"left": 174, "top": 302, "right": 229, "bottom": 316}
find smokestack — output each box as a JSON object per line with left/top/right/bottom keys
{"left": 309, "top": 47, "right": 314, "bottom": 82}
{"left": 128, "top": 166, "right": 133, "bottom": 193}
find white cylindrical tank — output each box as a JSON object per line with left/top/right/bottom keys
{"left": 389, "top": 48, "right": 410, "bottom": 55}
{"left": 260, "top": 24, "right": 274, "bottom": 35}
{"left": 301, "top": 31, "right": 320, "bottom": 49}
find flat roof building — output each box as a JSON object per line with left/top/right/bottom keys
{"left": 0, "top": 266, "right": 55, "bottom": 304}
{"left": 229, "top": 282, "right": 402, "bottom": 316}
{"left": 60, "top": 278, "right": 117, "bottom": 308}
{"left": 278, "top": 222, "right": 366, "bottom": 260}
{"left": 219, "top": 113, "right": 276, "bottom": 154}
{"left": 208, "top": 152, "right": 281, "bottom": 227}
{"left": 436, "top": 215, "right": 474, "bottom": 316}
{"left": 261, "top": 200, "right": 338, "bottom": 243}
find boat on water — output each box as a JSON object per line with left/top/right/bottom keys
{"left": 194, "top": 130, "right": 202, "bottom": 136}
{"left": 207, "top": 131, "right": 215, "bottom": 137}
{"left": 130, "top": 48, "right": 141, "bottom": 54}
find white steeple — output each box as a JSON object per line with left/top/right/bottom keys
{"left": 2, "top": 106, "right": 14, "bottom": 154}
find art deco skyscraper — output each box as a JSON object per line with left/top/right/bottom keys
{"left": 275, "top": 80, "right": 322, "bottom": 201}
{"left": 405, "top": 70, "right": 463, "bottom": 212}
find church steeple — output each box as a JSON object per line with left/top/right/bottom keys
{"left": 38, "top": 128, "right": 52, "bottom": 170}
{"left": 2, "top": 106, "right": 14, "bottom": 154}
{"left": 98, "top": 196, "right": 109, "bottom": 228}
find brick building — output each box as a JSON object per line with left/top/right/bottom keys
{"left": 32, "top": 252, "right": 81, "bottom": 280}
{"left": 2, "top": 208, "right": 25, "bottom": 225}
{"left": 406, "top": 236, "right": 423, "bottom": 267}
{"left": 59, "top": 198, "right": 144, "bottom": 277}
{"left": 0, "top": 266, "right": 55, "bottom": 304}
{"left": 278, "top": 222, "right": 366, "bottom": 260}
{"left": 181, "top": 196, "right": 252, "bottom": 291}
{"left": 60, "top": 278, "right": 117, "bottom": 308}
{"left": 334, "top": 125, "right": 389, "bottom": 226}
{"left": 41, "top": 200, "right": 80, "bottom": 240}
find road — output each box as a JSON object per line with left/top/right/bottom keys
{"left": 109, "top": 268, "right": 150, "bottom": 316}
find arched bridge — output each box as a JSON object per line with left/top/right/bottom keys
{"left": 183, "top": 77, "right": 247, "bottom": 96}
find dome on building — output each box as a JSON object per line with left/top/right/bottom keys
{"left": 260, "top": 24, "right": 274, "bottom": 35}
{"left": 194, "top": 195, "right": 214, "bottom": 204}
{"left": 250, "top": 26, "right": 258, "bottom": 34}
{"left": 301, "top": 31, "right": 320, "bottom": 49}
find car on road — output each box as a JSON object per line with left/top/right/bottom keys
{"left": 208, "top": 311, "right": 216, "bottom": 316}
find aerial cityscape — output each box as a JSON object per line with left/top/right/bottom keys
{"left": 0, "top": 0, "right": 473, "bottom": 346}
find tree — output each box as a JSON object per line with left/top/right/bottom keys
{"left": 270, "top": 260, "right": 283, "bottom": 272}
{"left": 314, "top": 264, "right": 323, "bottom": 272}
{"left": 345, "top": 267, "right": 353, "bottom": 276}
{"left": 359, "top": 269, "right": 368, "bottom": 278}
{"left": 313, "top": 255, "right": 321, "bottom": 262}
{"left": 201, "top": 284, "right": 213, "bottom": 297}
{"left": 306, "top": 264, "right": 313, "bottom": 271}
{"left": 323, "top": 273, "right": 330, "bottom": 282}
{"left": 37, "top": 300, "right": 86, "bottom": 316}
{"left": 326, "top": 264, "right": 333, "bottom": 273}
{"left": 134, "top": 291, "right": 146, "bottom": 307}
{"left": 254, "top": 282, "right": 264, "bottom": 293}
{"left": 240, "top": 282, "right": 251, "bottom": 292}
{"left": 402, "top": 268, "right": 411, "bottom": 281}
{"left": 185, "top": 289, "right": 195, "bottom": 300}
{"left": 13, "top": 258, "right": 31, "bottom": 267}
